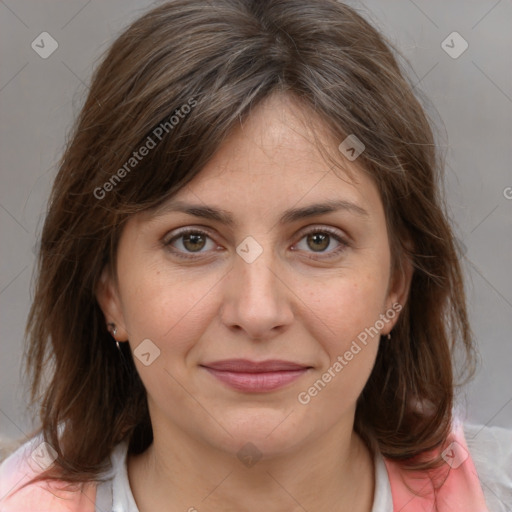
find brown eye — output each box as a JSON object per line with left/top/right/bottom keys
{"left": 182, "top": 232, "right": 207, "bottom": 252}
{"left": 306, "top": 232, "right": 330, "bottom": 252}
{"left": 294, "top": 227, "right": 349, "bottom": 259}
{"left": 164, "top": 228, "right": 216, "bottom": 259}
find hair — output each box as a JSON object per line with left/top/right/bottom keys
{"left": 21, "top": 0, "right": 476, "bottom": 490}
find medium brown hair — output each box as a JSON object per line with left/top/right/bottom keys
{"left": 22, "top": 0, "right": 476, "bottom": 487}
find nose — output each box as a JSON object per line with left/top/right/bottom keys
{"left": 219, "top": 240, "right": 294, "bottom": 341}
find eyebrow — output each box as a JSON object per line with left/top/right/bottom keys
{"left": 150, "top": 199, "right": 369, "bottom": 226}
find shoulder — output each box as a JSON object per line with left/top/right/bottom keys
{"left": 382, "top": 419, "right": 511, "bottom": 511}
{"left": 463, "top": 422, "right": 512, "bottom": 512}
{"left": 0, "top": 435, "right": 96, "bottom": 512}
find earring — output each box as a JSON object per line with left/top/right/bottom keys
{"left": 107, "top": 322, "right": 118, "bottom": 337}
{"left": 387, "top": 333, "right": 392, "bottom": 340}
{"left": 107, "top": 322, "right": 122, "bottom": 353}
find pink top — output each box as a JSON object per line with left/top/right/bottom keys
{"left": 383, "top": 421, "right": 489, "bottom": 511}
{"left": 0, "top": 422, "right": 491, "bottom": 511}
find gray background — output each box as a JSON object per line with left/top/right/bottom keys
{"left": 1, "top": 0, "right": 511, "bottom": 443}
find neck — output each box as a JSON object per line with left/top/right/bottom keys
{"left": 127, "top": 423, "right": 375, "bottom": 512}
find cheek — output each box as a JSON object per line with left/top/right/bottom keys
{"left": 296, "top": 275, "right": 387, "bottom": 412}
{"left": 119, "top": 265, "right": 219, "bottom": 401}
{"left": 307, "top": 269, "right": 390, "bottom": 348}
{"left": 119, "top": 262, "right": 217, "bottom": 353}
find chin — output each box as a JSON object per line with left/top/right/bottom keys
{"left": 211, "top": 408, "right": 308, "bottom": 459}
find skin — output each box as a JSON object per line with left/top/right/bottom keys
{"left": 96, "top": 92, "right": 412, "bottom": 512}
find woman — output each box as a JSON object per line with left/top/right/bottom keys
{"left": 1, "top": 0, "right": 510, "bottom": 510}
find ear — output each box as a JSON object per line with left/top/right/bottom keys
{"left": 382, "top": 248, "right": 414, "bottom": 335}
{"left": 95, "top": 265, "right": 129, "bottom": 341}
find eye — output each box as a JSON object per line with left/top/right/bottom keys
{"left": 293, "top": 227, "right": 349, "bottom": 259}
{"left": 163, "top": 228, "right": 218, "bottom": 259}
{"left": 163, "top": 226, "right": 349, "bottom": 260}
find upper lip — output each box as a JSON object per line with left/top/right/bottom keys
{"left": 201, "top": 359, "right": 311, "bottom": 372}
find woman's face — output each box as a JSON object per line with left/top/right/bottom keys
{"left": 97, "top": 93, "right": 411, "bottom": 459}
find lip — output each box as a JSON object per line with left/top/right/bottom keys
{"left": 200, "top": 359, "right": 311, "bottom": 392}
{"left": 202, "top": 359, "right": 310, "bottom": 372}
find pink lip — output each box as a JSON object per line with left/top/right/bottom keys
{"left": 200, "top": 359, "right": 311, "bottom": 392}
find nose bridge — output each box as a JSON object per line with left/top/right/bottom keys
{"left": 235, "top": 234, "right": 281, "bottom": 300}
{"left": 222, "top": 234, "right": 293, "bottom": 336}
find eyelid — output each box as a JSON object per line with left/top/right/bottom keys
{"left": 295, "top": 224, "right": 350, "bottom": 243}
{"left": 162, "top": 225, "right": 216, "bottom": 244}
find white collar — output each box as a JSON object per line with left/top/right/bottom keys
{"left": 101, "top": 441, "right": 393, "bottom": 511}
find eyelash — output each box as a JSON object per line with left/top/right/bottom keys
{"left": 163, "top": 227, "right": 349, "bottom": 261}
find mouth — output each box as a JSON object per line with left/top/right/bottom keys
{"left": 200, "top": 359, "right": 312, "bottom": 392}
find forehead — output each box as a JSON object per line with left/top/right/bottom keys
{"left": 138, "top": 92, "right": 384, "bottom": 228}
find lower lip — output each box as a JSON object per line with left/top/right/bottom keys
{"left": 203, "top": 367, "right": 309, "bottom": 392}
